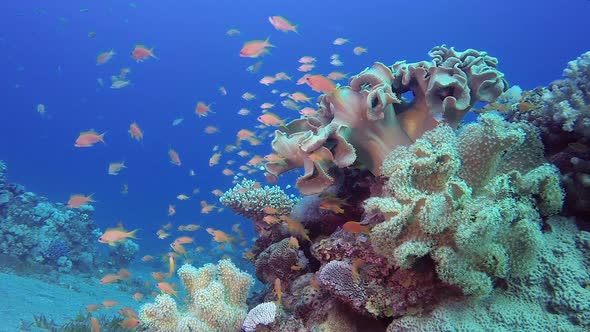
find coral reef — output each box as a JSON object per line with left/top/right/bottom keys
{"left": 139, "top": 259, "right": 254, "bottom": 332}
{"left": 0, "top": 160, "right": 100, "bottom": 272}
{"left": 369, "top": 113, "right": 563, "bottom": 296}
{"left": 386, "top": 217, "right": 590, "bottom": 332}
{"left": 215, "top": 47, "right": 590, "bottom": 332}
{"left": 503, "top": 51, "right": 590, "bottom": 228}
{"left": 264, "top": 45, "right": 508, "bottom": 194}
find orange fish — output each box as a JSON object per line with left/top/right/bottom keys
{"left": 239, "top": 37, "right": 274, "bottom": 58}
{"left": 257, "top": 112, "right": 284, "bottom": 126}
{"left": 209, "top": 152, "right": 222, "bottom": 167}
{"left": 117, "top": 268, "right": 132, "bottom": 280}
{"left": 98, "top": 227, "right": 139, "bottom": 246}
{"left": 268, "top": 16, "right": 298, "bottom": 33}
{"left": 283, "top": 216, "right": 311, "bottom": 241}
{"left": 90, "top": 317, "right": 101, "bottom": 332}
{"left": 342, "top": 221, "right": 370, "bottom": 234}
{"left": 170, "top": 242, "right": 187, "bottom": 255}
{"left": 67, "top": 194, "right": 94, "bottom": 208}
{"left": 131, "top": 45, "right": 157, "bottom": 62}
{"left": 75, "top": 130, "right": 105, "bottom": 147}
{"left": 274, "top": 278, "right": 283, "bottom": 305}
{"left": 206, "top": 228, "right": 233, "bottom": 243}
{"left": 96, "top": 49, "right": 115, "bottom": 65}
{"left": 102, "top": 300, "right": 118, "bottom": 308}
{"left": 142, "top": 255, "right": 154, "bottom": 262}
{"left": 200, "top": 200, "right": 216, "bottom": 214}
{"left": 118, "top": 307, "right": 139, "bottom": 318}
{"left": 182, "top": 224, "right": 200, "bottom": 231}
{"left": 86, "top": 304, "right": 102, "bottom": 312}
{"left": 133, "top": 292, "right": 144, "bottom": 301}
{"left": 120, "top": 317, "right": 141, "bottom": 329}
{"left": 204, "top": 125, "right": 220, "bottom": 134}
{"left": 151, "top": 272, "right": 166, "bottom": 282}
{"left": 298, "top": 64, "right": 315, "bottom": 72}
{"left": 195, "top": 102, "right": 214, "bottom": 117}
{"left": 169, "top": 148, "right": 181, "bottom": 166}
{"left": 289, "top": 92, "right": 311, "bottom": 103}
{"left": 128, "top": 122, "right": 143, "bottom": 141}
{"left": 157, "top": 282, "right": 177, "bottom": 297}
{"left": 99, "top": 273, "right": 121, "bottom": 285}
{"left": 352, "top": 258, "right": 365, "bottom": 282}
{"left": 173, "top": 236, "right": 194, "bottom": 245}
{"left": 305, "top": 74, "right": 337, "bottom": 94}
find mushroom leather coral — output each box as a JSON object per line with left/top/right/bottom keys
{"left": 265, "top": 45, "right": 508, "bottom": 195}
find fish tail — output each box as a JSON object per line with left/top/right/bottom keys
{"left": 99, "top": 132, "right": 107, "bottom": 145}
{"left": 128, "top": 228, "right": 140, "bottom": 239}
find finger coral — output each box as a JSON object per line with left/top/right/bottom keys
{"left": 139, "top": 259, "right": 254, "bottom": 332}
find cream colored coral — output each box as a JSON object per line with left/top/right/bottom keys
{"left": 139, "top": 259, "right": 254, "bottom": 332}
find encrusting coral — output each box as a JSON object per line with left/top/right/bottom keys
{"left": 368, "top": 113, "right": 564, "bottom": 296}
{"left": 139, "top": 259, "right": 254, "bottom": 332}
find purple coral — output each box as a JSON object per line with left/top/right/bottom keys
{"left": 319, "top": 260, "right": 367, "bottom": 310}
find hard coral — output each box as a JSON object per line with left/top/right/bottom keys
{"left": 368, "top": 114, "right": 564, "bottom": 296}
{"left": 139, "top": 259, "right": 254, "bottom": 332}
{"left": 265, "top": 45, "right": 507, "bottom": 195}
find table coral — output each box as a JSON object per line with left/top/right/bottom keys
{"left": 139, "top": 259, "right": 254, "bottom": 332}
{"left": 368, "top": 113, "right": 564, "bottom": 296}
{"left": 264, "top": 45, "right": 508, "bottom": 194}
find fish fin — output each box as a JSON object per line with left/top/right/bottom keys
{"left": 128, "top": 228, "right": 140, "bottom": 239}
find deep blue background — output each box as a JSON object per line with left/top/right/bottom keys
{"left": 0, "top": 0, "right": 589, "bottom": 253}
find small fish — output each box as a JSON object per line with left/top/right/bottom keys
{"left": 36, "top": 103, "right": 46, "bottom": 115}
{"left": 98, "top": 227, "right": 139, "bottom": 246}
{"left": 299, "top": 56, "right": 316, "bottom": 64}
{"left": 305, "top": 74, "right": 337, "bottom": 93}
{"left": 110, "top": 79, "right": 130, "bottom": 89}
{"left": 120, "top": 317, "right": 141, "bottom": 328}
{"left": 219, "top": 86, "right": 227, "bottom": 95}
{"left": 172, "top": 117, "right": 184, "bottom": 126}
{"left": 102, "top": 300, "right": 118, "bottom": 308}
{"left": 67, "top": 194, "right": 94, "bottom": 208}
{"left": 353, "top": 46, "right": 367, "bottom": 55}
{"left": 257, "top": 112, "right": 285, "bottom": 126}
{"left": 75, "top": 130, "right": 105, "bottom": 147}
{"left": 201, "top": 200, "right": 217, "bottom": 214}
{"left": 168, "top": 204, "right": 176, "bottom": 216}
{"left": 342, "top": 221, "right": 370, "bottom": 234}
{"left": 268, "top": 15, "right": 298, "bottom": 33}
{"left": 157, "top": 282, "right": 177, "bottom": 297}
{"left": 195, "top": 102, "right": 214, "bottom": 117}
{"left": 96, "top": 49, "right": 115, "bottom": 65}
{"left": 206, "top": 228, "right": 234, "bottom": 243}
{"left": 176, "top": 194, "right": 190, "bottom": 200}
{"left": 90, "top": 317, "right": 101, "bottom": 332}
{"left": 240, "top": 38, "right": 274, "bottom": 58}
{"left": 99, "top": 273, "right": 121, "bottom": 284}
{"left": 274, "top": 278, "right": 283, "bottom": 305}
{"left": 108, "top": 161, "right": 126, "bottom": 175}
{"left": 333, "top": 37, "right": 349, "bottom": 45}
{"left": 128, "top": 122, "right": 143, "bottom": 141}
{"left": 131, "top": 45, "right": 158, "bottom": 62}
{"left": 246, "top": 60, "right": 263, "bottom": 73}
{"left": 169, "top": 148, "right": 181, "bottom": 166}
{"left": 226, "top": 28, "right": 240, "bottom": 36}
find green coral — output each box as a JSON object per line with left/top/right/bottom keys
{"left": 368, "top": 113, "right": 564, "bottom": 296}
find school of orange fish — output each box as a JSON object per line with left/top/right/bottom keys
{"left": 63, "top": 14, "right": 372, "bottom": 330}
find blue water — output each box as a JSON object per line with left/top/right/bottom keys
{"left": 0, "top": 0, "right": 589, "bottom": 253}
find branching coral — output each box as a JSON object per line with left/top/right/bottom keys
{"left": 139, "top": 259, "right": 254, "bottom": 332}
{"left": 264, "top": 45, "right": 508, "bottom": 194}
{"left": 368, "top": 113, "right": 564, "bottom": 296}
